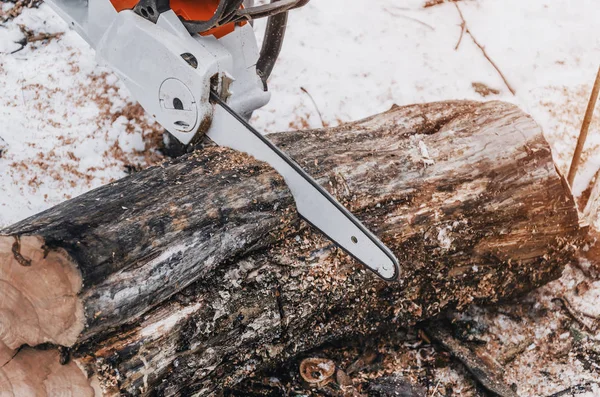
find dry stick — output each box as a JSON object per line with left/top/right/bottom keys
{"left": 552, "top": 297, "right": 599, "bottom": 334}
{"left": 300, "top": 86, "right": 325, "bottom": 128}
{"left": 547, "top": 382, "right": 600, "bottom": 397}
{"left": 567, "top": 66, "right": 600, "bottom": 187}
{"left": 425, "top": 324, "right": 518, "bottom": 397}
{"left": 430, "top": 380, "right": 441, "bottom": 396}
{"left": 455, "top": 20, "right": 465, "bottom": 50}
{"left": 28, "top": 32, "right": 64, "bottom": 43}
{"left": 384, "top": 8, "right": 435, "bottom": 31}
{"left": 454, "top": 4, "right": 516, "bottom": 95}
{"left": 423, "top": 0, "right": 447, "bottom": 8}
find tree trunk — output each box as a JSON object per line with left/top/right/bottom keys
{"left": 0, "top": 100, "right": 584, "bottom": 396}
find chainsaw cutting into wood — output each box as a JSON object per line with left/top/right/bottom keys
{"left": 45, "top": 0, "right": 400, "bottom": 280}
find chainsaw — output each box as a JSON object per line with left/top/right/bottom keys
{"left": 44, "top": 0, "right": 400, "bottom": 280}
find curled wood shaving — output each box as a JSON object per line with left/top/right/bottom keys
{"left": 299, "top": 358, "right": 336, "bottom": 387}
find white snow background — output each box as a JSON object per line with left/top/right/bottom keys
{"left": 1, "top": 0, "right": 599, "bottom": 226}
{"left": 1, "top": 0, "right": 600, "bottom": 395}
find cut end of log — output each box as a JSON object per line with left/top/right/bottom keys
{"left": 0, "top": 236, "right": 85, "bottom": 350}
{"left": 0, "top": 348, "right": 98, "bottom": 397}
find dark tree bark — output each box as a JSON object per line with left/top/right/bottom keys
{"left": 0, "top": 101, "right": 584, "bottom": 396}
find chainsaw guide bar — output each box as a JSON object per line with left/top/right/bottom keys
{"left": 209, "top": 93, "right": 400, "bottom": 281}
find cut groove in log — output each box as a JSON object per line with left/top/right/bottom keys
{"left": 0, "top": 100, "right": 585, "bottom": 395}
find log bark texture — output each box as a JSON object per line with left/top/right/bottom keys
{"left": 0, "top": 100, "right": 584, "bottom": 396}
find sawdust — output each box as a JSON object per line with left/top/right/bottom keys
{"left": 85, "top": 72, "right": 164, "bottom": 165}
{"left": 472, "top": 82, "right": 500, "bottom": 97}
{"left": 0, "top": 0, "right": 43, "bottom": 23}
{"left": 240, "top": 259, "right": 600, "bottom": 396}
{"left": 232, "top": 328, "right": 481, "bottom": 396}
{"left": 6, "top": 70, "right": 164, "bottom": 198}
{"left": 271, "top": 264, "right": 600, "bottom": 397}
{"left": 423, "top": 0, "right": 462, "bottom": 8}
{"left": 288, "top": 113, "right": 313, "bottom": 130}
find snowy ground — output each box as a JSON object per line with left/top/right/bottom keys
{"left": 1, "top": 0, "right": 599, "bottom": 225}
{"left": 1, "top": 0, "right": 600, "bottom": 395}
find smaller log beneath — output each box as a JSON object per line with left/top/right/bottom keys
{"left": 0, "top": 348, "right": 97, "bottom": 397}
{"left": 0, "top": 236, "right": 84, "bottom": 357}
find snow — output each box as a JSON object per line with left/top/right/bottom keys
{"left": 0, "top": 5, "right": 162, "bottom": 225}
{"left": 1, "top": 0, "right": 599, "bottom": 226}
{"left": 1, "top": 0, "right": 600, "bottom": 395}
{"left": 0, "top": 24, "right": 24, "bottom": 54}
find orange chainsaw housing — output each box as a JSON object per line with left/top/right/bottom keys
{"left": 109, "top": 0, "right": 245, "bottom": 38}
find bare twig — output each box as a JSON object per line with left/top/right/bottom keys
{"left": 300, "top": 86, "right": 325, "bottom": 128}
{"left": 384, "top": 8, "right": 435, "bottom": 31}
{"left": 547, "top": 382, "right": 600, "bottom": 397}
{"left": 567, "top": 66, "right": 600, "bottom": 187}
{"left": 424, "top": 0, "right": 445, "bottom": 7}
{"left": 28, "top": 32, "right": 64, "bottom": 43}
{"left": 425, "top": 323, "right": 518, "bottom": 397}
{"left": 454, "top": 3, "right": 516, "bottom": 95}
{"left": 455, "top": 21, "right": 465, "bottom": 50}
{"left": 10, "top": 43, "right": 25, "bottom": 54}
{"left": 429, "top": 380, "right": 441, "bottom": 396}
{"left": 9, "top": 28, "right": 63, "bottom": 54}
{"left": 424, "top": 0, "right": 460, "bottom": 8}
{"left": 499, "top": 337, "right": 534, "bottom": 365}
{"left": 552, "top": 297, "right": 599, "bottom": 334}
{"left": 19, "top": 24, "right": 64, "bottom": 43}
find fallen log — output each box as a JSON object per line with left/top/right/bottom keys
{"left": 0, "top": 100, "right": 584, "bottom": 396}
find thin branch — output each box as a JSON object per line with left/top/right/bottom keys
{"left": 455, "top": 21, "right": 465, "bottom": 50}
{"left": 384, "top": 8, "right": 435, "bottom": 31}
{"left": 424, "top": 0, "right": 455, "bottom": 8}
{"left": 552, "top": 296, "right": 599, "bottom": 334}
{"left": 454, "top": 3, "right": 516, "bottom": 95}
{"left": 429, "top": 380, "right": 441, "bottom": 396}
{"left": 547, "top": 382, "right": 600, "bottom": 397}
{"left": 425, "top": 323, "right": 519, "bottom": 397}
{"left": 27, "top": 31, "right": 64, "bottom": 43}
{"left": 300, "top": 86, "right": 325, "bottom": 128}
{"left": 567, "top": 65, "right": 600, "bottom": 187}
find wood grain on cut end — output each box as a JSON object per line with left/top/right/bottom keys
{"left": 0, "top": 348, "right": 98, "bottom": 397}
{"left": 0, "top": 236, "right": 85, "bottom": 351}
